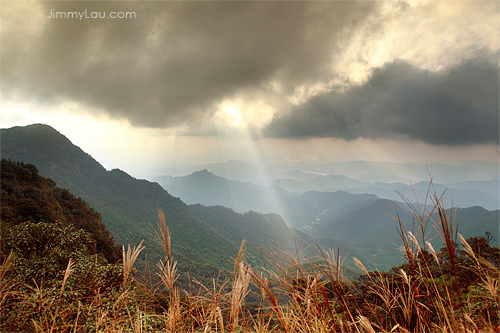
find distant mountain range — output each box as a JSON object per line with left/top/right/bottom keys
{"left": 154, "top": 170, "right": 318, "bottom": 228}
{"left": 153, "top": 161, "right": 499, "bottom": 211}
{"left": 154, "top": 167, "right": 499, "bottom": 224}
{"left": 154, "top": 168, "right": 499, "bottom": 270}
{"left": 147, "top": 158, "right": 499, "bottom": 185}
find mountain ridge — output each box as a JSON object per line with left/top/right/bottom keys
{"left": 1, "top": 124, "right": 241, "bottom": 283}
{"left": 1, "top": 123, "right": 375, "bottom": 278}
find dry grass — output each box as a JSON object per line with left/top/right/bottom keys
{"left": 123, "top": 240, "right": 145, "bottom": 290}
{"left": 0, "top": 251, "right": 17, "bottom": 306}
{"left": 2, "top": 194, "right": 499, "bottom": 332}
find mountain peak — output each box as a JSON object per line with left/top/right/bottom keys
{"left": 191, "top": 169, "right": 215, "bottom": 177}
{"left": 6, "top": 123, "right": 55, "bottom": 130}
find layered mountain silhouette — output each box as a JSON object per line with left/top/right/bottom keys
{"left": 155, "top": 159, "right": 499, "bottom": 211}
{"left": 2, "top": 124, "right": 497, "bottom": 273}
{"left": 1, "top": 124, "right": 376, "bottom": 280}
{"left": 154, "top": 160, "right": 499, "bottom": 270}
{"left": 154, "top": 170, "right": 318, "bottom": 228}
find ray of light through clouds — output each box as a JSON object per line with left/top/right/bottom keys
{"left": 1, "top": 1, "right": 498, "bottom": 179}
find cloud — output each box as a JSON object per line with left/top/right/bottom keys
{"left": 264, "top": 59, "right": 499, "bottom": 146}
{"left": 2, "top": 0, "right": 498, "bottom": 144}
{"left": 0, "top": 1, "right": 376, "bottom": 128}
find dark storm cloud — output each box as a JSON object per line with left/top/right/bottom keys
{"left": 1, "top": 1, "right": 376, "bottom": 128}
{"left": 264, "top": 59, "right": 499, "bottom": 145}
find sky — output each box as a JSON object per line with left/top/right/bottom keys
{"left": 1, "top": 1, "right": 499, "bottom": 178}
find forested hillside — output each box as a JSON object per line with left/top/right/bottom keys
{"left": 188, "top": 204, "right": 375, "bottom": 275}
{"left": 1, "top": 125, "right": 245, "bottom": 283}
{"left": 1, "top": 159, "right": 127, "bottom": 331}
{"left": 1, "top": 124, "right": 373, "bottom": 281}
{"left": 1, "top": 159, "right": 121, "bottom": 263}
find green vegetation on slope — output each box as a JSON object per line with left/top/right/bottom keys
{"left": 1, "top": 160, "right": 129, "bottom": 331}
{"left": 1, "top": 125, "right": 242, "bottom": 285}
{"left": 1, "top": 159, "right": 121, "bottom": 263}
{"left": 309, "top": 197, "right": 500, "bottom": 270}
{"left": 189, "top": 204, "right": 374, "bottom": 277}
{"left": 2, "top": 198, "right": 498, "bottom": 332}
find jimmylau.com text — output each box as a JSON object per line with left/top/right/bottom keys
{"left": 47, "top": 9, "right": 136, "bottom": 20}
